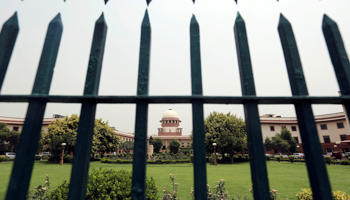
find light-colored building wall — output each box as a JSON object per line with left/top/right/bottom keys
{"left": 260, "top": 112, "right": 350, "bottom": 153}
{"left": 0, "top": 115, "right": 61, "bottom": 133}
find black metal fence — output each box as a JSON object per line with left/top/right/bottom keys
{"left": 1, "top": 1, "right": 349, "bottom": 200}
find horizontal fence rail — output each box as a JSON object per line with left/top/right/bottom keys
{"left": 1, "top": 95, "right": 350, "bottom": 104}
{"left": 1, "top": 1, "right": 349, "bottom": 199}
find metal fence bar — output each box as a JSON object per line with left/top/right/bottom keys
{"left": 1, "top": 94, "right": 350, "bottom": 104}
{"left": 322, "top": 14, "right": 350, "bottom": 123}
{"left": 190, "top": 14, "right": 207, "bottom": 200}
{"left": 278, "top": 14, "right": 332, "bottom": 200}
{"left": 68, "top": 13, "right": 107, "bottom": 200}
{"left": 234, "top": 13, "right": 270, "bottom": 199}
{"left": 6, "top": 13, "right": 63, "bottom": 200}
{"left": 0, "top": 12, "right": 19, "bottom": 91}
{"left": 131, "top": 9, "right": 151, "bottom": 200}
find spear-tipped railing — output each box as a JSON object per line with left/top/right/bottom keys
{"left": 0, "top": 2, "right": 349, "bottom": 200}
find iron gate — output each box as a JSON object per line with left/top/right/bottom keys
{"left": 1, "top": 1, "right": 349, "bottom": 200}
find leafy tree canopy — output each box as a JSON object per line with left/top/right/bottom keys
{"left": 0, "top": 122, "right": 20, "bottom": 154}
{"left": 152, "top": 138, "right": 163, "bottom": 153}
{"left": 169, "top": 138, "right": 180, "bottom": 154}
{"left": 204, "top": 112, "right": 247, "bottom": 161}
{"left": 264, "top": 136, "right": 273, "bottom": 151}
{"left": 42, "top": 114, "right": 121, "bottom": 159}
{"left": 120, "top": 141, "right": 134, "bottom": 153}
{"left": 270, "top": 127, "right": 297, "bottom": 154}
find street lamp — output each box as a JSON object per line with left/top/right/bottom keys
{"left": 60, "top": 143, "right": 66, "bottom": 165}
{"left": 336, "top": 141, "right": 343, "bottom": 159}
{"left": 213, "top": 143, "right": 217, "bottom": 166}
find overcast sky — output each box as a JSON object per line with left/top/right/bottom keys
{"left": 0, "top": 0, "right": 350, "bottom": 136}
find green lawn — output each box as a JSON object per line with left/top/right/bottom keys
{"left": 0, "top": 161, "right": 349, "bottom": 199}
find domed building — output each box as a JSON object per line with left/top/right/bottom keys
{"left": 153, "top": 109, "right": 191, "bottom": 152}
{"left": 157, "top": 109, "right": 183, "bottom": 136}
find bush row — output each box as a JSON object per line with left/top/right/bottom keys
{"left": 266, "top": 156, "right": 350, "bottom": 165}
{"left": 0, "top": 155, "right": 15, "bottom": 162}
{"left": 101, "top": 158, "right": 191, "bottom": 164}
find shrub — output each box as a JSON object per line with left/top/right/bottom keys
{"left": 209, "top": 155, "right": 215, "bottom": 165}
{"left": 296, "top": 188, "right": 350, "bottom": 200}
{"left": 66, "top": 155, "right": 74, "bottom": 163}
{"left": 0, "top": 155, "right": 8, "bottom": 162}
{"left": 266, "top": 155, "right": 271, "bottom": 161}
{"left": 276, "top": 156, "right": 281, "bottom": 162}
{"left": 324, "top": 156, "right": 332, "bottom": 165}
{"left": 35, "top": 155, "right": 42, "bottom": 161}
{"left": 289, "top": 155, "right": 295, "bottom": 163}
{"left": 341, "top": 160, "right": 349, "bottom": 165}
{"left": 27, "top": 174, "right": 50, "bottom": 200}
{"left": 49, "top": 167, "right": 158, "bottom": 200}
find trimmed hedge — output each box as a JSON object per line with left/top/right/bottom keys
{"left": 100, "top": 158, "right": 191, "bottom": 164}
{"left": 0, "top": 155, "right": 14, "bottom": 162}
{"left": 266, "top": 156, "right": 350, "bottom": 165}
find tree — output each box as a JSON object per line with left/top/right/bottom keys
{"left": 169, "top": 138, "right": 180, "bottom": 154}
{"left": 42, "top": 114, "right": 121, "bottom": 160}
{"left": 204, "top": 111, "right": 247, "bottom": 162}
{"left": 152, "top": 138, "right": 163, "bottom": 153}
{"left": 0, "top": 123, "right": 20, "bottom": 154}
{"left": 216, "top": 131, "right": 247, "bottom": 163}
{"left": 120, "top": 141, "right": 134, "bottom": 153}
{"left": 272, "top": 134, "right": 290, "bottom": 153}
{"left": 271, "top": 127, "right": 297, "bottom": 154}
{"left": 280, "top": 127, "right": 298, "bottom": 154}
{"left": 264, "top": 136, "right": 273, "bottom": 151}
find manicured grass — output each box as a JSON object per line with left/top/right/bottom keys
{"left": 0, "top": 161, "right": 349, "bottom": 199}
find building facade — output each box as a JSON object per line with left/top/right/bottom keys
{"left": 152, "top": 109, "right": 191, "bottom": 152}
{"left": 0, "top": 114, "right": 64, "bottom": 132}
{"left": 260, "top": 112, "right": 350, "bottom": 154}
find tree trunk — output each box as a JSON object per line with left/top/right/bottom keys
{"left": 230, "top": 154, "right": 234, "bottom": 164}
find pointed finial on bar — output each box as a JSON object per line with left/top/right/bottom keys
{"left": 322, "top": 14, "right": 335, "bottom": 28}
{"left": 96, "top": 12, "right": 106, "bottom": 24}
{"left": 31, "top": 13, "right": 63, "bottom": 95}
{"left": 191, "top": 14, "right": 198, "bottom": 26}
{"left": 142, "top": 9, "right": 150, "bottom": 27}
{"left": 236, "top": 12, "right": 243, "bottom": 22}
{"left": 4, "top": 12, "right": 19, "bottom": 29}
{"left": 104, "top": 0, "right": 108, "bottom": 4}
{"left": 278, "top": 13, "right": 290, "bottom": 29}
{"left": 234, "top": 0, "right": 237, "bottom": 4}
{"left": 0, "top": 12, "right": 19, "bottom": 92}
{"left": 146, "top": 0, "right": 151, "bottom": 6}
{"left": 51, "top": 13, "right": 63, "bottom": 29}
{"left": 192, "top": 0, "right": 195, "bottom": 3}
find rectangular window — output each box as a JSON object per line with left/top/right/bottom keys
{"left": 320, "top": 124, "right": 327, "bottom": 130}
{"left": 323, "top": 136, "right": 330, "bottom": 143}
{"left": 291, "top": 126, "right": 297, "bottom": 131}
{"left": 162, "top": 146, "right": 166, "bottom": 150}
{"left": 325, "top": 148, "right": 333, "bottom": 153}
{"left": 343, "top": 148, "right": 349, "bottom": 153}
{"left": 337, "top": 122, "right": 344, "bottom": 129}
{"left": 187, "top": 143, "right": 190, "bottom": 147}
{"left": 293, "top": 137, "right": 299, "bottom": 143}
{"left": 340, "top": 135, "right": 346, "bottom": 141}
{"left": 270, "top": 126, "right": 275, "bottom": 131}
{"left": 13, "top": 127, "right": 19, "bottom": 131}
{"left": 181, "top": 143, "right": 184, "bottom": 147}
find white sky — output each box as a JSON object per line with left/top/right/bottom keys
{"left": 0, "top": 0, "right": 350, "bottom": 135}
